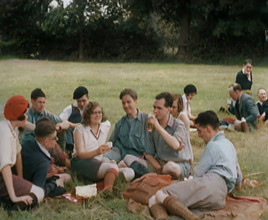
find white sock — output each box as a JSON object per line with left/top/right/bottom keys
{"left": 118, "top": 167, "right": 135, "bottom": 182}
{"left": 148, "top": 195, "right": 157, "bottom": 208}
{"left": 30, "top": 185, "right": 44, "bottom": 203}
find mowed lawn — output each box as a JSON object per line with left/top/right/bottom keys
{"left": 0, "top": 59, "right": 268, "bottom": 219}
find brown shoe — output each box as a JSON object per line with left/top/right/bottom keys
{"left": 163, "top": 196, "right": 200, "bottom": 220}
{"left": 150, "top": 203, "right": 168, "bottom": 220}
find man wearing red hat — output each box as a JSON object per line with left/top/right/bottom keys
{"left": 0, "top": 95, "right": 44, "bottom": 210}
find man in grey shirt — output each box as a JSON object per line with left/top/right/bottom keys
{"left": 148, "top": 92, "right": 193, "bottom": 179}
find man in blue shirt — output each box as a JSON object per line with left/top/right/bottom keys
{"left": 103, "top": 88, "right": 152, "bottom": 162}
{"left": 149, "top": 110, "right": 242, "bottom": 220}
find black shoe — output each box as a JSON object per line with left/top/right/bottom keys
{"left": 47, "top": 186, "right": 66, "bottom": 198}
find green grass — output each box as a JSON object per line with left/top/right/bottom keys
{"left": 0, "top": 59, "right": 268, "bottom": 219}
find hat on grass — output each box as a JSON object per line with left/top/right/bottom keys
{"left": 73, "top": 86, "right": 88, "bottom": 99}
{"left": 4, "top": 95, "right": 29, "bottom": 120}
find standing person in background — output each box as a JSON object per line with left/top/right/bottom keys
{"left": 59, "top": 86, "right": 89, "bottom": 157}
{"left": 235, "top": 59, "right": 253, "bottom": 95}
{"left": 171, "top": 94, "right": 190, "bottom": 132}
{"left": 182, "top": 84, "right": 197, "bottom": 127}
{"left": 256, "top": 88, "right": 268, "bottom": 123}
{"left": 0, "top": 95, "right": 44, "bottom": 210}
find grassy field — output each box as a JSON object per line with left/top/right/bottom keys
{"left": 0, "top": 59, "right": 268, "bottom": 219}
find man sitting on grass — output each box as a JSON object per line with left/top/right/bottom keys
{"left": 21, "top": 118, "right": 71, "bottom": 198}
{"left": 59, "top": 86, "right": 89, "bottom": 157}
{"left": 148, "top": 110, "right": 242, "bottom": 220}
{"left": 119, "top": 92, "right": 193, "bottom": 179}
{"left": 20, "top": 88, "right": 71, "bottom": 168}
{"left": 228, "top": 83, "right": 259, "bottom": 132}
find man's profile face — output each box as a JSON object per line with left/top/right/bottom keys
{"left": 31, "top": 97, "right": 46, "bottom": 113}
{"left": 77, "top": 94, "right": 88, "bottom": 110}
{"left": 196, "top": 124, "right": 210, "bottom": 144}
{"left": 229, "top": 88, "right": 238, "bottom": 101}
{"left": 153, "top": 98, "right": 170, "bottom": 121}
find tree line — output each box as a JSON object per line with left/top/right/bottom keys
{"left": 1, "top": 0, "right": 268, "bottom": 62}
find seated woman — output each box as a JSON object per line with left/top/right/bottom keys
{"left": 171, "top": 94, "right": 190, "bottom": 132}
{"left": 0, "top": 95, "right": 44, "bottom": 210}
{"left": 71, "top": 102, "right": 118, "bottom": 192}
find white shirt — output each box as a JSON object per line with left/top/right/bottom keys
{"left": 73, "top": 120, "right": 111, "bottom": 160}
{"left": 59, "top": 101, "right": 83, "bottom": 120}
{"left": 182, "top": 94, "right": 191, "bottom": 115}
{"left": 0, "top": 120, "right": 21, "bottom": 171}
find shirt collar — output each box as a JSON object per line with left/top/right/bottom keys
{"left": 36, "top": 140, "right": 51, "bottom": 158}
{"left": 208, "top": 130, "right": 224, "bottom": 144}
{"left": 126, "top": 109, "right": 142, "bottom": 121}
{"left": 167, "top": 114, "right": 175, "bottom": 128}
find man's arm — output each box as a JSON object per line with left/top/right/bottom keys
{"left": 149, "top": 116, "right": 182, "bottom": 151}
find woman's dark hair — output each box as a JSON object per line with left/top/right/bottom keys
{"left": 82, "top": 102, "right": 106, "bottom": 126}
{"left": 17, "top": 104, "right": 29, "bottom": 121}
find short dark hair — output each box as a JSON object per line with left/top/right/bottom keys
{"left": 155, "top": 92, "right": 173, "bottom": 107}
{"left": 34, "top": 118, "right": 56, "bottom": 138}
{"left": 31, "top": 88, "right": 46, "bottom": 100}
{"left": 195, "top": 110, "right": 220, "bottom": 130}
{"left": 229, "top": 83, "right": 242, "bottom": 92}
{"left": 82, "top": 101, "right": 106, "bottom": 126}
{"left": 184, "top": 84, "right": 197, "bottom": 95}
{"left": 172, "top": 93, "right": 184, "bottom": 113}
{"left": 119, "top": 88, "right": 137, "bottom": 100}
{"left": 244, "top": 59, "right": 252, "bottom": 65}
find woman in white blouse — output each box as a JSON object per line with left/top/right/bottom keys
{"left": 71, "top": 102, "right": 118, "bottom": 192}
{"left": 171, "top": 94, "right": 190, "bottom": 132}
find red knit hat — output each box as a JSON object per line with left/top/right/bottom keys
{"left": 4, "top": 95, "right": 29, "bottom": 120}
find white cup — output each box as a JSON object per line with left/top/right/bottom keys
{"left": 106, "top": 141, "right": 113, "bottom": 148}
